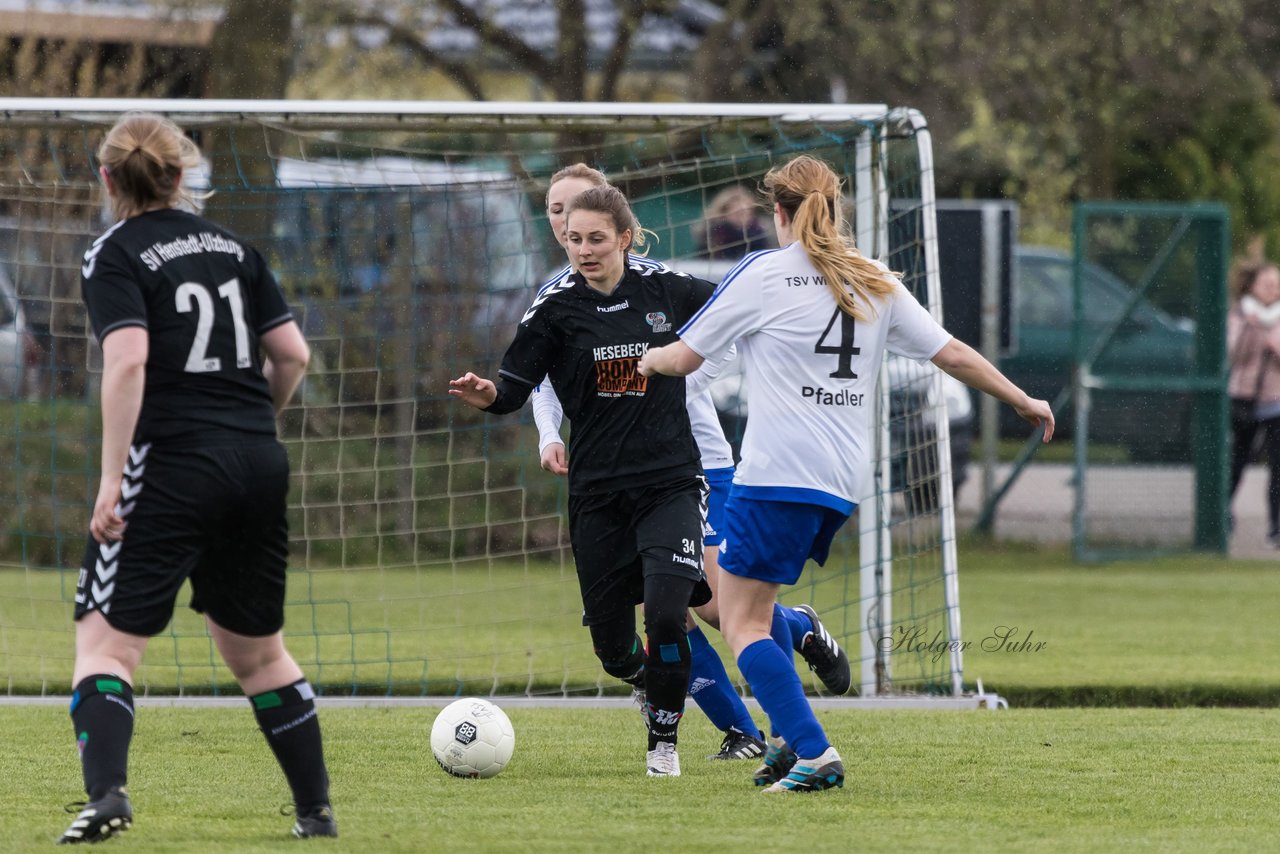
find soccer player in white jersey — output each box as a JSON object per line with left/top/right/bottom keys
{"left": 533, "top": 165, "right": 848, "bottom": 762}
{"left": 640, "top": 155, "right": 1054, "bottom": 793}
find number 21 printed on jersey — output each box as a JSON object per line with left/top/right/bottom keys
{"left": 175, "top": 278, "right": 252, "bottom": 373}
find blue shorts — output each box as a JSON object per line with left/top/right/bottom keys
{"left": 702, "top": 466, "right": 734, "bottom": 547}
{"left": 718, "top": 494, "right": 851, "bottom": 586}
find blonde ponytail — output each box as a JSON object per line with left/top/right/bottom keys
{"left": 764, "top": 155, "right": 895, "bottom": 319}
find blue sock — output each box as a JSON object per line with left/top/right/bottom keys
{"left": 771, "top": 604, "right": 812, "bottom": 653}
{"left": 738, "top": 638, "right": 829, "bottom": 759}
{"left": 687, "top": 626, "right": 760, "bottom": 736}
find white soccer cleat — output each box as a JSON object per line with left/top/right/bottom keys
{"left": 646, "top": 741, "right": 681, "bottom": 777}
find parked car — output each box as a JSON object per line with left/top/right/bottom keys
{"left": 0, "top": 265, "right": 36, "bottom": 399}
{"left": 675, "top": 257, "right": 973, "bottom": 503}
{"left": 999, "top": 246, "right": 1197, "bottom": 460}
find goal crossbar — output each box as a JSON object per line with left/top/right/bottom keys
{"left": 0, "top": 98, "right": 891, "bottom": 132}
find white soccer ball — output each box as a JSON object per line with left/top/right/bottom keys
{"left": 430, "top": 697, "right": 515, "bottom": 779}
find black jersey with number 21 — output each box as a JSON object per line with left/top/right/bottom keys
{"left": 80, "top": 208, "right": 293, "bottom": 443}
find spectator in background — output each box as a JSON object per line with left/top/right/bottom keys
{"left": 1226, "top": 258, "right": 1280, "bottom": 547}
{"left": 695, "top": 185, "right": 771, "bottom": 259}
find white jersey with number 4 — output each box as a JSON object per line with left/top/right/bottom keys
{"left": 678, "top": 241, "right": 951, "bottom": 512}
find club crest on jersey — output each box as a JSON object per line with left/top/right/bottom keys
{"left": 645, "top": 311, "right": 671, "bottom": 333}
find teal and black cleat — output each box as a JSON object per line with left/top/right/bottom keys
{"left": 761, "top": 746, "right": 845, "bottom": 794}
{"left": 752, "top": 737, "right": 799, "bottom": 787}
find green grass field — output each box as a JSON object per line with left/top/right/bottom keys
{"left": 5, "top": 704, "right": 1280, "bottom": 852}
{"left": 4, "top": 543, "right": 1279, "bottom": 704}
{"left": 6, "top": 543, "right": 1280, "bottom": 850}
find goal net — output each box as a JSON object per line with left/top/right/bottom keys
{"left": 0, "top": 99, "right": 972, "bottom": 703}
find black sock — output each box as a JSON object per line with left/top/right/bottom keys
{"left": 249, "top": 679, "right": 330, "bottom": 811}
{"left": 70, "top": 674, "right": 135, "bottom": 800}
{"left": 642, "top": 575, "right": 695, "bottom": 751}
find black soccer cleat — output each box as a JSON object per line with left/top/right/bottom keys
{"left": 291, "top": 803, "right": 338, "bottom": 839}
{"left": 708, "top": 727, "right": 766, "bottom": 761}
{"left": 796, "top": 604, "right": 852, "bottom": 695}
{"left": 58, "top": 786, "right": 132, "bottom": 845}
{"left": 752, "top": 738, "right": 799, "bottom": 787}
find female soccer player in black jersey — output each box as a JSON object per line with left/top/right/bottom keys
{"left": 59, "top": 113, "right": 334, "bottom": 843}
{"left": 451, "top": 185, "right": 714, "bottom": 777}
{"left": 532, "top": 165, "right": 849, "bottom": 763}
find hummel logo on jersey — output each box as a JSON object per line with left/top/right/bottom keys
{"left": 596, "top": 301, "right": 629, "bottom": 313}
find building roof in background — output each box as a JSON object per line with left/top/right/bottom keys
{"left": 0, "top": 0, "right": 220, "bottom": 46}
{"left": 348, "top": 0, "right": 723, "bottom": 60}
{"left": 0, "top": 0, "right": 725, "bottom": 61}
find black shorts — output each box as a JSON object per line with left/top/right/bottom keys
{"left": 74, "top": 440, "right": 291, "bottom": 637}
{"left": 568, "top": 476, "right": 712, "bottom": 626}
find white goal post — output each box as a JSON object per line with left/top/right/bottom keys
{"left": 0, "top": 98, "right": 997, "bottom": 708}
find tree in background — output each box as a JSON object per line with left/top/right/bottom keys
{"left": 689, "top": 0, "right": 1280, "bottom": 254}
{"left": 297, "top": 0, "right": 681, "bottom": 103}
{"left": 41, "top": 0, "right": 1274, "bottom": 255}
{"left": 202, "top": 0, "right": 296, "bottom": 243}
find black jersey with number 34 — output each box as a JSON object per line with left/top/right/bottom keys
{"left": 80, "top": 208, "right": 293, "bottom": 442}
{"left": 493, "top": 266, "right": 715, "bottom": 494}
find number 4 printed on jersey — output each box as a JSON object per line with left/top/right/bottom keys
{"left": 814, "top": 306, "right": 860, "bottom": 379}
{"left": 175, "top": 278, "right": 252, "bottom": 373}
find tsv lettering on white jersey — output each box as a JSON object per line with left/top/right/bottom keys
{"left": 786, "top": 275, "right": 827, "bottom": 287}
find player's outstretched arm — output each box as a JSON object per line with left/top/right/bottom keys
{"left": 449, "top": 372, "right": 499, "bottom": 409}
{"left": 638, "top": 340, "right": 705, "bottom": 378}
{"left": 930, "top": 338, "right": 1055, "bottom": 442}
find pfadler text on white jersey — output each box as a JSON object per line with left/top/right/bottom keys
{"left": 678, "top": 242, "right": 951, "bottom": 511}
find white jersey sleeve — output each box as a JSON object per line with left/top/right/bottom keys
{"left": 684, "top": 341, "right": 735, "bottom": 398}
{"left": 885, "top": 280, "right": 951, "bottom": 361}
{"left": 531, "top": 378, "right": 565, "bottom": 453}
{"left": 678, "top": 251, "right": 773, "bottom": 362}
